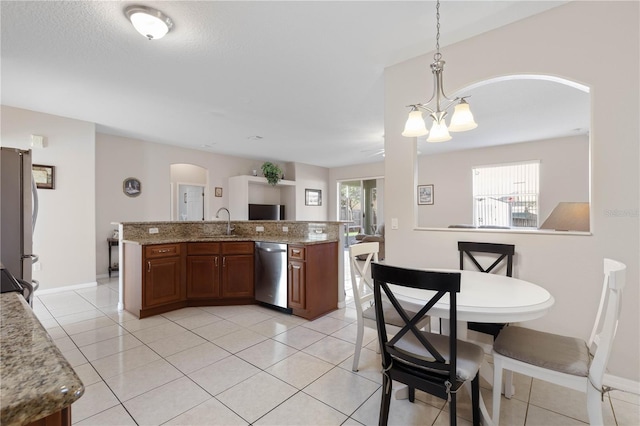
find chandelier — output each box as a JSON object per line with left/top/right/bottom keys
{"left": 402, "top": 0, "right": 477, "bottom": 142}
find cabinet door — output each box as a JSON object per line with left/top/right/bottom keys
{"left": 187, "top": 255, "right": 220, "bottom": 298}
{"left": 287, "top": 260, "right": 306, "bottom": 309}
{"left": 221, "top": 254, "right": 254, "bottom": 298}
{"left": 144, "top": 257, "right": 182, "bottom": 307}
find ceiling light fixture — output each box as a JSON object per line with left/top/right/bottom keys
{"left": 402, "top": 0, "right": 477, "bottom": 142}
{"left": 124, "top": 5, "right": 173, "bottom": 40}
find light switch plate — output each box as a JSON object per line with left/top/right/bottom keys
{"left": 391, "top": 218, "right": 399, "bottom": 229}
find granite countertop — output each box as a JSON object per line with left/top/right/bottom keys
{"left": 0, "top": 293, "right": 84, "bottom": 426}
{"left": 123, "top": 235, "right": 338, "bottom": 245}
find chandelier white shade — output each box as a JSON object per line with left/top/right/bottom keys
{"left": 125, "top": 6, "right": 173, "bottom": 40}
{"left": 402, "top": 0, "right": 477, "bottom": 142}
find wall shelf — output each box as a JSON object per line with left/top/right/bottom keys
{"left": 228, "top": 175, "right": 296, "bottom": 220}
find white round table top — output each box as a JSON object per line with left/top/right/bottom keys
{"left": 387, "top": 268, "right": 555, "bottom": 323}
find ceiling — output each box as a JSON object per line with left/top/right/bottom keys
{"left": 1, "top": 1, "right": 583, "bottom": 168}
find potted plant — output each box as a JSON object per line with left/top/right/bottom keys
{"left": 261, "top": 162, "right": 283, "bottom": 186}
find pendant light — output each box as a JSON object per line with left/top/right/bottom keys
{"left": 402, "top": 0, "right": 477, "bottom": 142}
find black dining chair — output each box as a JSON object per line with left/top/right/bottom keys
{"left": 371, "top": 263, "right": 483, "bottom": 426}
{"left": 458, "top": 241, "right": 515, "bottom": 339}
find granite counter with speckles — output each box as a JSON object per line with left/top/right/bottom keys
{"left": 0, "top": 293, "right": 84, "bottom": 426}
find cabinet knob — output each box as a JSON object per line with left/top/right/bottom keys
{"left": 215, "top": 257, "right": 219, "bottom": 267}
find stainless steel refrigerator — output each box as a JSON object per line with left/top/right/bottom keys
{"left": 1, "top": 147, "right": 39, "bottom": 290}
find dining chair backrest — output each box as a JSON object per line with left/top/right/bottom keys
{"left": 372, "top": 263, "right": 462, "bottom": 391}
{"left": 458, "top": 241, "right": 515, "bottom": 277}
{"left": 588, "top": 258, "right": 626, "bottom": 389}
{"left": 349, "top": 242, "right": 379, "bottom": 316}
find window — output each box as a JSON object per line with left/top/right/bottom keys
{"left": 472, "top": 161, "right": 539, "bottom": 228}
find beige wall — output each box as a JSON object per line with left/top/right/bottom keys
{"left": 1, "top": 106, "right": 96, "bottom": 290}
{"left": 293, "top": 163, "right": 330, "bottom": 221}
{"left": 95, "top": 133, "right": 262, "bottom": 276}
{"left": 384, "top": 1, "right": 639, "bottom": 382}
{"left": 418, "top": 135, "right": 589, "bottom": 228}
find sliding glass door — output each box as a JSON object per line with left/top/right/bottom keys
{"left": 338, "top": 178, "right": 383, "bottom": 245}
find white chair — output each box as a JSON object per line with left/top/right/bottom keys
{"left": 492, "top": 258, "right": 626, "bottom": 425}
{"left": 348, "top": 242, "right": 430, "bottom": 372}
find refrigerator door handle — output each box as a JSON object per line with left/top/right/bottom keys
{"left": 22, "top": 254, "right": 39, "bottom": 263}
{"left": 31, "top": 174, "right": 38, "bottom": 233}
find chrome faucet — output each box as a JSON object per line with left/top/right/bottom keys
{"left": 215, "top": 207, "right": 232, "bottom": 235}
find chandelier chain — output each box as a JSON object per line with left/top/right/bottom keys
{"left": 434, "top": 0, "right": 441, "bottom": 61}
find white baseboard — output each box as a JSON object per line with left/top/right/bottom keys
{"left": 36, "top": 281, "right": 98, "bottom": 295}
{"left": 604, "top": 374, "right": 640, "bottom": 395}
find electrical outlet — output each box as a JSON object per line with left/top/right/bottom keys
{"left": 33, "top": 262, "right": 41, "bottom": 271}
{"left": 282, "top": 226, "right": 288, "bottom": 232}
{"left": 149, "top": 227, "right": 159, "bottom": 234}
{"left": 256, "top": 226, "right": 264, "bottom": 232}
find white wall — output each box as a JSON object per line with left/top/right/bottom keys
{"left": 384, "top": 1, "right": 639, "bottom": 382}
{"left": 1, "top": 106, "right": 96, "bottom": 290}
{"left": 418, "top": 135, "right": 589, "bottom": 228}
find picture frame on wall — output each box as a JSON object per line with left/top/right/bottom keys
{"left": 215, "top": 187, "right": 223, "bottom": 197}
{"left": 417, "top": 184, "right": 434, "bottom": 205}
{"left": 123, "top": 177, "right": 141, "bottom": 197}
{"left": 305, "top": 188, "right": 322, "bottom": 206}
{"left": 32, "top": 164, "right": 55, "bottom": 189}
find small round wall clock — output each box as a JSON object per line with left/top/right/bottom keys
{"left": 123, "top": 177, "right": 141, "bottom": 197}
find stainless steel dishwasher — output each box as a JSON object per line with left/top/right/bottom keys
{"left": 254, "top": 242, "right": 290, "bottom": 311}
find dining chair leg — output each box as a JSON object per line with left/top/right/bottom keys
{"left": 472, "top": 374, "right": 480, "bottom": 426}
{"left": 492, "top": 357, "right": 503, "bottom": 425}
{"left": 449, "top": 391, "right": 457, "bottom": 426}
{"left": 586, "top": 384, "right": 604, "bottom": 425}
{"left": 352, "top": 320, "right": 364, "bottom": 371}
{"left": 379, "top": 375, "right": 392, "bottom": 426}
{"left": 504, "top": 370, "right": 514, "bottom": 399}
{"left": 408, "top": 386, "right": 415, "bottom": 402}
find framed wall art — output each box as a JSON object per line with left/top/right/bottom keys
{"left": 417, "top": 184, "right": 434, "bottom": 205}
{"left": 33, "top": 164, "right": 55, "bottom": 189}
{"left": 305, "top": 188, "right": 322, "bottom": 206}
{"left": 123, "top": 177, "right": 141, "bottom": 197}
{"left": 215, "top": 187, "right": 223, "bottom": 197}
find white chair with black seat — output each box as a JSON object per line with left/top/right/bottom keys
{"left": 348, "top": 242, "right": 430, "bottom": 372}
{"left": 492, "top": 258, "right": 626, "bottom": 425}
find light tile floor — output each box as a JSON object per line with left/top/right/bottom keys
{"left": 32, "top": 275, "right": 640, "bottom": 426}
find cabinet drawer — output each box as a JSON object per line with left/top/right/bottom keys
{"left": 221, "top": 241, "right": 254, "bottom": 255}
{"left": 145, "top": 244, "right": 181, "bottom": 258}
{"left": 288, "top": 246, "right": 305, "bottom": 260}
{"left": 188, "top": 242, "right": 221, "bottom": 255}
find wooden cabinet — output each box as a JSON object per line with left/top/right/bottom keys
{"left": 287, "top": 242, "right": 338, "bottom": 320}
{"left": 124, "top": 242, "right": 186, "bottom": 318}
{"left": 287, "top": 259, "right": 305, "bottom": 309}
{"left": 143, "top": 244, "right": 183, "bottom": 308}
{"left": 187, "top": 241, "right": 254, "bottom": 301}
{"left": 186, "top": 243, "right": 220, "bottom": 299}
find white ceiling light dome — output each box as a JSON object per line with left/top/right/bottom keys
{"left": 125, "top": 5, "right": 173, "bottom": 40}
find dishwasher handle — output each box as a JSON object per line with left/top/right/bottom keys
{"left": 257, "top": 246, "right": 287, "bottom": 254}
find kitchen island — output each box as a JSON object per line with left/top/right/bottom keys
{"left": 0, "top": 292, "right": 84, "bottom": 426}
{"left": 118, "top": 221, "right": 345, "bottom": 320}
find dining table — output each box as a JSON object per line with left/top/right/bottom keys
{"left": 379, "top": 264, "right": 555, "bottom": 426}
